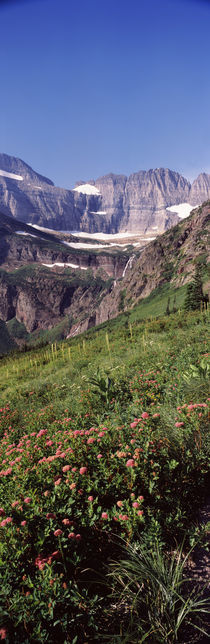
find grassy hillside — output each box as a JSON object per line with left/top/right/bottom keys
{"left": 0, "top": 305, "right": 209, "bottom": 642}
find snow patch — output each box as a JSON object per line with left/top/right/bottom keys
{"left": 0, "top": 169, "right": 23, "bottom": 181}
{"left": 27, "top": 184, "right": 43, "bottom": 190}
{"left": 89, "top": 211, "right": 107, "bottom": 215}
{"left": 73, "top": 183, "right": 100, "bottom": 195}
{"left": 42, "top": 262, "right": 88, "bottom": 270}
{"left": 166, "top": 203, "right": 197, "bottom": 219}
{"left": 16, "top": 231, "right": 37, "bottom": 237}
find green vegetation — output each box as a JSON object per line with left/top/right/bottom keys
{"left": 0, "top": 320, "right": 17, "bottom": 354}
{"left": 0, "top": 306, "right": 209, "bottom": 642}
{"left": 7, "top": 318, "right": 29, "bottom": 342}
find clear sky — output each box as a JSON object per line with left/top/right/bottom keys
{"left": 0, "top": 0, "right": 210, "bottom": 188}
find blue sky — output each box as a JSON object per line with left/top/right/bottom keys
{"left": 0, "top": 0, "right": 210, "bottom": 188}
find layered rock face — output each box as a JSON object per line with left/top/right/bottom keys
{"left": 95, "top": 169, "right": 191, "bottom": 233}
{"left": 1, "top": 153, "right": 210, "bottom": 234}
{"left": 189, "top": 173, "right": 210, "bottom": 206}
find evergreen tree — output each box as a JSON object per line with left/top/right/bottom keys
{"left": 165, "top": 297, "right": 170, "bottom": 316}
{"left": 172, "top": 295, "right": 177, "bottom": 313}
{"left": 184, "top": 265, "right": 208, "bottom": 311}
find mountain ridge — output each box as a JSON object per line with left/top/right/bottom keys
{"left": 1, "top": 153, "right": 210, "bottom": 234}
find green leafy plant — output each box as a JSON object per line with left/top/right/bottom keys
{"left": 183, "top": 358, "right": 209, "bottom": 383}
{"left": 89, "top": 368, "right": 116, "bottom": 405}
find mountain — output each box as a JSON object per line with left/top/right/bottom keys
{"left": 0, "top": 201, "right": 208, "bottom": 348}
{"left": 68, "top": 201, "right": 210, "bottom": 334}
{"left": 1, "top": 153, "right": 210, "bottom": 234}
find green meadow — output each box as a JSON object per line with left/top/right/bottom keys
{"left": 0, "top": 303, "right": 209, "bottom": 642}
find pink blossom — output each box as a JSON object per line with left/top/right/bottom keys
{"left": 139, "top": 495, "right": 144, "bottom": 501}
{"left": 97, "top": 454, "right": 103, "bottom": 459}
{"left": 62, "top": 465, "right": 70, "bottom": 472}
{"left": 46, "top": 513, "right": 56, "bottom": 519}
{"left": 54, "top": 478, "right": 61, "bottom": 486}
{"left": 116, "top": 500, "right": 123, "bottom": 507}
{"left": 24, "top": 497, "right": 31, "bottom": 504}
{"left": 68, "top": 532, "right": 75, "bottom": 539}
{"left": 137, "top": 510, "right": 144, "bottom": 516}
{"left": 88, "top": 496, "right": 94, "bottom": 502}
{"left": 130, "top": 421, "right": 138, "bottom": 428}
{"left": 132, "top": 502, "right": 139, "bottom": 508}
{"left": 0, "top": 627, "right": 7, "bottom": 640}
{"left": 142, "top": 412, "right": 149, "bottom": 419}
{"left": 175, "top": 422, "right": 184, "bottom": 427}
{"left": 126, "top": 459, "right": 135, "bottom": 468}
{"left": 54, "top": 529, "right": 63, "bottom": 537}
{"left": 0, "top": 508, "right": 5, "bottom": 516}
{"left": 21, "top": 520, "right": 27, "bottom": 526}
{"left": 79, "top": 467, "right": 87, "bottom": 475}
{"left": 62, "top": 518, "right": 71, "bottom": 525}
{"left": 75, "top": 533, "right": 81, "bottom": 540}
{"left": 101, "top": 512, "right": 108, "bottom": 519}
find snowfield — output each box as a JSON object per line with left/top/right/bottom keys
{"left": 166, "top": 203, "right": 198, "bottom": 219}
{"left": 0, "top": 169, "right": 23, "bottom": 181}
{"left": 73, "top": 183, "right": 101, "bottom": 195}
{"left": 42, "top": 263, "right": 88, "bottom": 270}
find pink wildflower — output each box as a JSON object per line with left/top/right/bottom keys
{"left": 54, "top": 529, "right": 63, "bottom": 537}
{"left": 79, "top": 467, "right": 87, "bottom": 475}
{"left": 0, "top": 627, "right": 7, "bottom": 640}
{"left": 126, "top": 459, "right": 135, "bottom": 468}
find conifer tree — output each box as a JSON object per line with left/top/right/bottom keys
{"left": 184, "top": 265, "right": 208, "bottom": 311}
{"left": 165, "top": 297, "right": 170, "bottom": 315}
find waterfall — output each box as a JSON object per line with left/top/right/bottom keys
{"left": 122, "top": 254, "right": 135, "bottom": 278}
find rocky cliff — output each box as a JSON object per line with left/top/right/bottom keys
{"left": 1, "top": 153, "right": 210, "bottom": 235}
{"left": 0, "top": 267, "right": 113, "bottom": 333}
